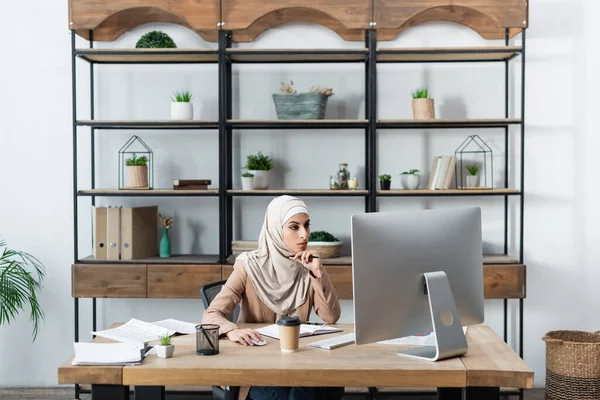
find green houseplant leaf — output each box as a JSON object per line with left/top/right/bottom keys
{"left": 411, "top": 88, "right": 429, "bottom": 99}
{"left": 308, "top": 231, "right": 339, "bottom": 242}
{"left": 0, "top": 239, "right": 46, "bottom": 341}
{"left": 136, "top": 31, "right": 177, "bottom": 49}
{"left": 125, "top": 153, "right": 148, "bottom": 167}
{"left": 243, "top": 152, "right": 273, "bottom": 171}
{"left": 171, "top": 90, "right": 193, "bottom": 103}
{"left": 466, "top": 164, "right": 480, "bottom": 176}
{"left": 379, "top": 174, "right": 392, "bottom": 181}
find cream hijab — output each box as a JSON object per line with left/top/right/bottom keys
{"left": 237, "top": 195, "right": 311, "bottom": 316}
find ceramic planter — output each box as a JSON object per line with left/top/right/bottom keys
{"left": 171, "top": 102, "right": 193, "bottom": 120}
{"left": 412, "top": 98, "right": 435, "bottom": 120}
{"left": 156, "top": 344, "right": 174, "bottom": 359}
{"left": 466, "top": 175, "right": 479, "bottom": 188}
{"left": 400, "top": 174, "right": 420, "bottom": 190}
{"left": 125, "top": 165, "right": 148, "bottom": 189}
{"left": 248, "top": 170, "right": 271, "bottom": 189}
{"left": 241, "top": 177, "right": 254, "bottom": 190}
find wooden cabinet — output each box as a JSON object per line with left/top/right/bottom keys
{"left": 147, "top": 265, "right": 222, "bottom": 298}
{"left": 72, "top": 264, "right": 147, "bottom": 298}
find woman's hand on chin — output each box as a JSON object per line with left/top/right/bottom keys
{"left": 290, "top": 251, "right": 323, "bottom": 278}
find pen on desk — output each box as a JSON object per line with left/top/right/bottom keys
{"left": 289, "top": 254, "right": 319, "bottom": 259}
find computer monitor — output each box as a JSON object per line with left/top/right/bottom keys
{"left": 351, "top": 207, "right": 484, "bottom": 361}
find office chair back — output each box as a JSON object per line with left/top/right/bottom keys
{"left": 200, "top": 280, "right": 240, "bottom": 323}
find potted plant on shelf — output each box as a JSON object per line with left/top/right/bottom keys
{"left": 241, "top": 172, "right": 254, "bottom": 190}
{"left": 379, "top": 174, "right": 392, "bottom": 190}
{"left": 156, "top": 334, "right": 175, "bottom": 359}
{"left": 0, "top": 239, "right": 45, "bottom": 341}
{"left": 136, "top": 31, "right": 177, "bottom": 48}
{"left": 400, "top": 169, "right": 421, "bottom": 190}
{"left": 158, "top": 213, "right": 174, "bottom": 258}
{"left": 243, "top": 151, "right": 273, "bottom": 189}
{"left": 411, "top": 88, "right": 435, "bottom": 120}
{"left": 125, "top": 153, "right": 149, "bottom": 189}
{"left": 307, "top": 231, "right": 342, "bottom": 259}
{"left": 465, "top": 164, "right": 480, "bottom": 188}
{"left": 170, "top": 90, "right": 194, "bottom": 120}
{"left": 273, "top": 80, "right": 334, "bottom": 120}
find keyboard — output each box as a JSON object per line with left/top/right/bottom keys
{"left": 308, "top": 333, "right": 355, "bottom": 350}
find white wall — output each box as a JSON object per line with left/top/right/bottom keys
{"left": 0, "top": 0, "right": 596, "bottom": 388}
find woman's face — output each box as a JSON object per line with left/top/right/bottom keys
{"left": 282, "top": 213, "right": 310, "bottom": 254}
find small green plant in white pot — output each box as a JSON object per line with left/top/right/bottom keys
{"left": 465, "top": 164, "right": 480, "bottom": 188}
{"left": 243, "top": 151, "right": 273, "bottom": 189}
{"left": 171, "top": 90, "right": 193, "bottom": 120}
{"left": 400, "top": 169, "right": 420, "bottom": 190}
{"left": 241, "top": 172, "right": 254, "bottom": 190}
{"left": 156, "top": 334, "right": 174, "bottom": 359}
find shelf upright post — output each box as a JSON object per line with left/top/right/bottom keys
{"left": 519, "top": 28, "right": 527, "bottom": 362}
{"left": 89, "top": 30, "right": 97, "bottom": 337}
{"left": 365, "top": 29, "right": 377, "bottom": 212}
{"left": 218, "top": 30, "right": 233, "bottom": 264}
{"left": 503, "top": 28, "right": 510, "bottom": 344}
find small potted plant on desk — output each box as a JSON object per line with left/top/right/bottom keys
{"left": 465, "top": 164, "right": 480, "bottom": 188}
{"left": 379, "top": 174, "right": 392, "bottom": 190}
{"left": 243, "top": 151, "right": 273, "bottom": 189}
{"left": 241, "top": 172, "right": 254, "bottom": 190}
{"left": 156, "top": 334, "right": 174, "bottom": 359}
{"left": 307, "top": 231, "right": 342, "bottom": 259}
{"left": 400, "top": 169, "right": 421, "bottom": 190}
{"left": 171, "top": 90, "right": 194, "bottom": 120}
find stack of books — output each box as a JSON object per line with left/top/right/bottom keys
{"left": 173, "top": 179, "right": 211, "bottom": 190}
{"left": 427, "top": 156, "right": 456, "bottom": 190}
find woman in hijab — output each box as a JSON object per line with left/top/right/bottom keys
{"left": 202, "top": 195, "right": 343, "bottom": 400}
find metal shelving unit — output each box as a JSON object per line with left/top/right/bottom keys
{"left": 71, "top": 20, "right": 526, "bottom": 400}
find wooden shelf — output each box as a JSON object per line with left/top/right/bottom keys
{"left": 75, "top": 49, "right": 218, "bottom": 64}
{"left": 78, "top": 189, "right": 219, "bottom": 197}
{"left": 226, "top": 48, "right": 368, "bottom": 63}
{"left": 377, "top": 47, "right": 522, "bottom": 62}
{"left": 377, "top": 189, "right": 520, "bottom": 197}
{"left": 78, "top": 255, "right": 220, "bottom": 265}
{"left": 378, "top": 119, "right": 522, "bottom": 129}
{"left": 77, "top": 120, "right": 218, "bottom": 129}
{"left": 484, "top": 254, "right": 519, "bottom": 264}
{"left": 228, "top": 189, "right": 368, "bottom": 197}
{"left": 227, "top": 119, "right": 369, "bottom": 129}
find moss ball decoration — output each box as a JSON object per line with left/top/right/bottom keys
{"left": 136, "top": 31, "right": 177, "bottom": 48}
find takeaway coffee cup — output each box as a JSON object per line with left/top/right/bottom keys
{"left": 277, "top": 316, "right": 301, "bottom": 353}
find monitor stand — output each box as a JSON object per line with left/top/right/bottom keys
{"left": 397, "top": 271, "right": 468, "bottom": 362}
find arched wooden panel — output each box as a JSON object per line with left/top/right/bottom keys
{"left": 230, "top": 7, "right": 367, "bottom": 42}
{"left": 69, "top": 1, "right": 219, "bottom": 41}
{"left": 374, "top": 1, "right": 528, "bottom": 40}
{"left": 222, "top": 0, "right": 372, "bottom": 31}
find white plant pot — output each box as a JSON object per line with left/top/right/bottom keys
{"left": 156, "top": 344, "right": 174, "bottom": 359}
{"left": 241, "top": 177, "right": 254, "bottom": 190}
{"left": 248, "top": 170, "right": 271, "bottom": 189}
{"left": 171, "top": 102, "right": 193, "bottom": 120}
{"left": 400, "top": 174, "right": 420, "bottom": 190}
{"left": 466, "top": 175, "right": 479, "bottom": 188}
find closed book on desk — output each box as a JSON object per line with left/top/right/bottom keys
{"left": 106, "top": 207, "right": 121, "bottom": 260}
{"left": 92, "top": 206, "right": 107, "bottom": 260}
{"left": 121, "top": 206, "right": 158, "bottom": 260}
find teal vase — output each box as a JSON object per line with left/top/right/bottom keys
{"left": 160, "top": 228, "right": 171, "bottom": 258}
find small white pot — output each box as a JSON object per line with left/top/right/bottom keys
{"left": 171, "top": 102, "right": 193, "bottom": 120}
{"left": 248, "top": 170, "right": 271, "bottom": 189}
{"left": 241, "top": 176, "right": 254, "bottom": 190}
{"left": 466, "top": 175, "right": 479, "bottom": 188}
{"left": 400, "top": 174, "right": 420, "bottom": 190}
{"left": 156, "top": 344, "right": 174, "bottom": 359}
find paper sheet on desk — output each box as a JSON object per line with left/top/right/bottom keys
{"left": 378, "top": 327, "right": 467, "bottom": 346}
{"left": 92, "top": 318, "right": 176, "bottom": 343}
{"left": 151, "top": 318, "right": 197, "bottom": 334}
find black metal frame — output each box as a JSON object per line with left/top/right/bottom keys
{"left": 71, "top": 23, "right": 527, "bottom": 400}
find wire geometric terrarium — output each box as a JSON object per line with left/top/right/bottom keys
{"left": 454, "top": 134, "right": 493, "bottom": 190}
{"left": 118, "top": 135, "right": 154, "bottom": 190}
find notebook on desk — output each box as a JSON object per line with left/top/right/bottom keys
{"left": 256, "top": 323, "right": 343, "bottom": 339}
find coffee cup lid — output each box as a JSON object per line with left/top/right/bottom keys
{"left": 277, "top": 316, "right": 301, "bottom": 327}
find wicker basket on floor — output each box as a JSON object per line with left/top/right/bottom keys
{"left": 306, "top": 241, "right": 342, "bottom": 259}
{"left": 543, "top": 330, "right": 600, "bottom": 400}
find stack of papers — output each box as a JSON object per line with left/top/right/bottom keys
{"left": 91, "top": 318, "right": 197, "bottom": 343}
{"left": 256, "top": 323, "right": 343, "bottom": 339}
{"left": 72, "top": 342, "right": 151, "bottom": 366}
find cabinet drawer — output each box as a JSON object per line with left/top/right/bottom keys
{"left": 72, "top": 264, "right": 147, "bottom": 298}
{"left": 148, "top": 265, "right": 222, "bottom": 298}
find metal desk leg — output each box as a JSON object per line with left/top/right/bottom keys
{"left": 135, "top": 386, "right": 165, "bottom": 400}
{"left": 91, "top": 384, "right": 130, "bottom": 400}
{"left": 437, "top": 388, "right": 461, "bottom": 400}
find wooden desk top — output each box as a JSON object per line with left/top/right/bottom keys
{"left": 59, "top": 324, "right": 533, "bottom": 389}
